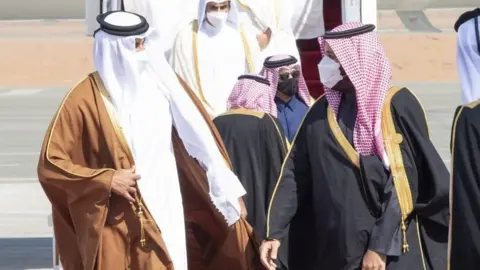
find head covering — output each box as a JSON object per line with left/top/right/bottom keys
{"left": 454, "top": 8, "right": 480, "bottom": 104}
{"left": 94, "top": 11, "right": 158, "bottom": 121}
{"left": 319, "top": 22, "right": 392, "bottom": 161}
{"left": 94, "top": 11, "right": 249, "bottom": 269}
{"left": 260, "top": 55, "right": 312, "bottom": 106}
{"left": 197, "top": 0, "right": 240, "bottom": 29}
{"left": 227, "top": 74, "right": 277, "bottom": 116}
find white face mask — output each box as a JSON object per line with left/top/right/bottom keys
{"left": 136, "top": 50, "right": 149, "bottom": 71}
{"left": 318, "top": 56, "right": 343, "bottom": 89}
{"left": 206, "top": 11, "right": 228, "bottom": 29}
{"left": 136, "top": 50, "right": 148, "bottom": 62}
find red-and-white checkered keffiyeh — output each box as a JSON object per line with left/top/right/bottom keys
{"left": 319, "top": 22, "right": 393, "bottom": 160}
{"left": 227, "top": 74, "right": 278, "bottom": 117}
{"left": 260, "top": 55, "right": 313, "bottom": 107}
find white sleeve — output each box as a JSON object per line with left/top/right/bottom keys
{"left": 167, "top": 81, "right": 246, "bottom": 226}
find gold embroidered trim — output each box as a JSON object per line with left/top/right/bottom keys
{"left": 465, "top": 99, "right": 480, "bottom": 109}
{"left": 327, "top": 106, "right": 360, "bottom": 167}
{"left": 416, "top": 215, "right": 427, "bottom": 270}
{"left": 192, "top": 20, "right": 255, "bottom": 111}
{"left": 44, "top": 75, "right": 114, "bottom": 178}
{"left": 381, "top": 86, "right": 414, "bottom": 253}
{"left": 216, "top": 109, "right": 288, "bottom": 152}
{"left": 265, "top": 95, "right": 324, "bottom": 238}
{"left": 447, "top": 105, "right": 465, "bottom": 270}
{"left": 326, "top": 86, "right": 417, "bottom": 253}
{"left": 219, "top": 108, "right": 264, "bottom": 118}
{"left": 92, "top": 72, "right": 148, "bottom": 247}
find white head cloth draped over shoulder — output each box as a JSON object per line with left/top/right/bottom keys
{"left": 93, "top": 11, "right": 154, "bottom": 121}
{"left": 319, "top": 23, "right": 392, "bottom": 164}
{"left": 94, "top": 11, "right": 246, "bottom": 269}
{"left": 260, "top": 54, "right": 312, "bottom": 107}
{"left": 455, "top": 8, "right": 480, "bottom": 105}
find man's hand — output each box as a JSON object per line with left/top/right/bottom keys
{"left": 362, "top": 250, "right": 386, "bottom": 270}
{"left": 260, "top": 239, "right": 281, "bottom": 270}
{"left": 256, "top": 28, "right": 272, "bottom": 50}
{"left": 111, "top": 166, "right": 141, "bottom": 203}
{"left": 238, "top": 197, "right": 248, "bottom": 219}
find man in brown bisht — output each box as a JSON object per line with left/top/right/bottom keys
{"left": 37, "top": 10, "right": 261, "bottom": 270}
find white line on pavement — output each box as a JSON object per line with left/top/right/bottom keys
{"left": 0, "top": 163, "right": 19, "bottom": 167}
{"left": 0, "top": 152, "right": 39, "bottom": 156}
{"left": 0, "top": 89, "right": 43, "bottom": 97}
{"left": 0, "top": 177, "right": 37, "bottom": 183}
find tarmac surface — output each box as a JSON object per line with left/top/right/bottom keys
{"left": 0, "top": 81, "right": 461, "bottom": 269}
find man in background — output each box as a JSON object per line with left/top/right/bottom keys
{"left": 449, "top": 7, "right": 480, "bottom": 269}
{"left": 454, "top": 8, "right": 480, "bottom": 104}
{"left": 261, "top": 55, "right": 312, "bottom": 142}
{"left": 214, "top": 74, "right": 289, "bottom": 268}
{"left": 169, "top": 0, "right": 262, "bottom": 118}
{"left": 214, "top": 74, "right": 288, "bottom": 240}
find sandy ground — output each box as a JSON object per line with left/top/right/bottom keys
{"left": 0, "top": 19, "right": 458, "bottom": 88}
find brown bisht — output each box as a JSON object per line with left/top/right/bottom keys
{"left": 37, "top": 71, "right": 261, "bottom": 270}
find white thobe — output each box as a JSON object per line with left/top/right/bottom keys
{"left": 170, "top": 22, "right": 261, "bottom": 118}
{"left": 113, "top": 71, "right": 246, "bottom": 269}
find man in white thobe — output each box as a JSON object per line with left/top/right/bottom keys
{"left": 454, "top": 8, "right": 480, "bottom": 104}
{"left": 169, "top": 0, "right": 262, "bottom": 118}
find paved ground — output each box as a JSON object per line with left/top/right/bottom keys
{"left": 0, "top": 20, "right": 461, "bottom": 87}
{"left": 0, "top": 81, "right": 460, "bottom": 269}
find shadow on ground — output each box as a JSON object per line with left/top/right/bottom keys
{"left": 0, "top": 238, "right": 52, "bottom": 270}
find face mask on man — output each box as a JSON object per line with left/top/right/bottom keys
{"left": 278, "top": 78, "right": 298, "bottom": 97}
{"left": 207, "top": 12, "right": 228, "bottom": 29}
{"left": 136, "top": 50, "right": 149, "bottom": 72}
{"left": 318, "top": 56, "right": 344, "bottom": 89}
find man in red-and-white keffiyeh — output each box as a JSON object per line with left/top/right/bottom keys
{"left": 213, "top": 74, "right": 289, "bottom": 255}
{"left": 260, "top": 55, "right": 313, "bottom": 143}
{"left": 260, "top": 22, "right": 449, "bottom": 270}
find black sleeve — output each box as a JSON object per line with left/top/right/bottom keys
{"left": 263, "top": 115, "right": 288, "bottom": 213}
{"left": 449, "top": 105, "right": 480, "bottom": 268}
{"left": 391, "top": 89, "right": 449, "bottom": 226}
{"left": 265, "top": 117, "right": 312, "bottom": 242}
{"left": 360, "top": 155, "right": 403, "bottom": 256}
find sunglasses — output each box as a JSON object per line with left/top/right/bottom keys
{"left": 279, "top": 70, "right": 300, "bottom": 81}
